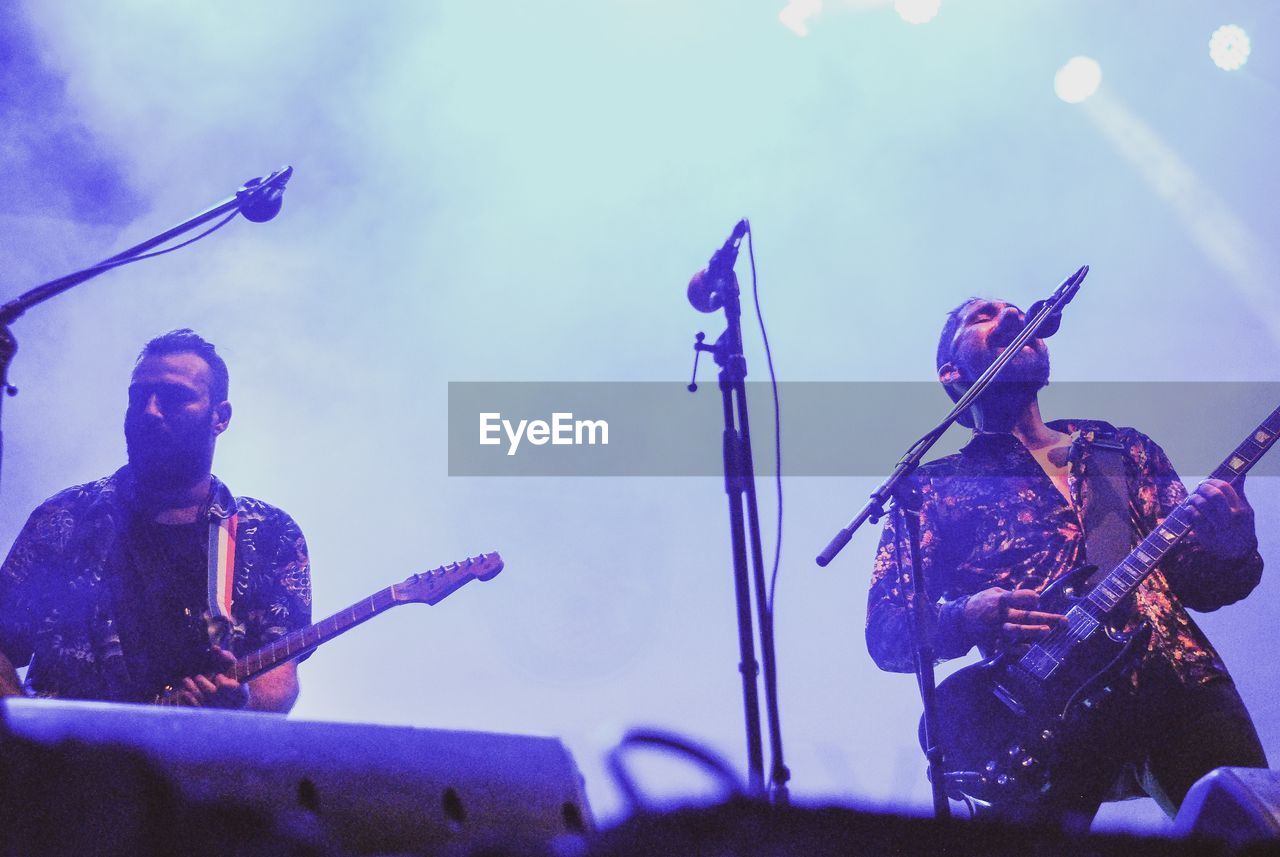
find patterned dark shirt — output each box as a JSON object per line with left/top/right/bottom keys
{"left": 0, "top": 467, "right": 312, "bottom": 702}
{"left": 866, "top": 420, "right": 1262, "bottom": 687}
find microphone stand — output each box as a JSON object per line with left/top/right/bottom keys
{"left": 813, "top": 263, "right": 1088, "bottom": 818}
{"left": 0, "top": 166, "right": 293, "bottom": 497}
{"left": 894, "top": 479, "right": 949, "bottom": 818}
{"left": 688, "top": 228, "right": 790, "bottom": 803}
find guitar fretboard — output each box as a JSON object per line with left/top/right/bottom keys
{"left": 235, "top": 585, "right": 399, "bottom": 682}
{"left": 1016, "top": 405, "right": 1280, "bottom": 681}
{"left": 230, "top": 554, "right": 499, "bottom": 684}
{"left": 1083, "top": 404, "right": 1280, "bottom": 614}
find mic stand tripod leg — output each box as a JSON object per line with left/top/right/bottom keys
{"left": 719, "top": 376, "right": 767, "bottom": 796}
{"left": 894, "top": 486, "right": 951, "bottom": 820}
{"left": 729, "top": 378, "right": 790, "bottom": 804}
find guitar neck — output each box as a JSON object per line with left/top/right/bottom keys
{"left": 234, "top": 585, "right": 400, "bottom": 683}
{"left": 1086, "top": 404, "right": 1280, "bottom": 613}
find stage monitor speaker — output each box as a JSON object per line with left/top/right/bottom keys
{"left": 1173, "top": 766, "right": 1280, "bottom": 849}
{"left": 587, "top": 799, "right": 1228, "bottom": 857}
{"left": 0, "top": 698, "right": 591, "bottom": 855}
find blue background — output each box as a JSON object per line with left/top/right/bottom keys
{"left": 2, "top": 0, "right": 1278, "bottom": 831}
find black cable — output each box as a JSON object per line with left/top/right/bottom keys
{"left": 747, "top": 225, "right": 783, "bottom": 615}
{"left": 64, "top": 210, "right": 241, "bottom": 279}
{"left": 606, "top": 728, "right": 747, "bottom": 814}
{"left": 747, "top": 225, "right": 791, "bottom": 802}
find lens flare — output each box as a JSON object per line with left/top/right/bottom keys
{"left": 894, "top": 0, "right": 941, "bottom": 25}
{"left": 1054, "top": 56, "right": 1102, "bottom": 104}
{"left": 779, "top": 0, "right": 822, "bottom": 36}
{"left": 1209, "top": 25, "right": 1251, "bottom": 71}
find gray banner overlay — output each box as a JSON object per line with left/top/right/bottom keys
{"left": 448, "top": 382, "right": 1280, "bottom": 477}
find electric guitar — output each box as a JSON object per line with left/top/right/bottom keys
{"left": 154, "top": 552, "right": 503, "bottom": 703}
{"left": 924, "top": 405, "right": 1280, "bottom": 809}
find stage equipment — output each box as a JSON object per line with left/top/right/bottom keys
{"left": 1173, "top": 767, "right": 1280, "bottom": 849}
{"left": 587, "top": 797, "right": 1230, "bottom": 857}
{"left": 607, "top": 728, "right": 747, "bottom": 813}
{"left": 686, "top": 219, "right": 789, "bottom": 804}
{"left": 0, "top": 166, "right": 294, "bottom": 496}
{"left": 0, "top": 697, "right": 591, "bottom": 855}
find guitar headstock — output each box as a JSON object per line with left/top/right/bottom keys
{"left": 392, "top": 552, "right": 504, "bottom": 605}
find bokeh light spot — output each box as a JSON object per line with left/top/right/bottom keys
{"left": 894, "top": 0, "right": 941, "bottom": 25}
{"left": 1210, "top": 24, "right": 1250, "bottom": 71}
{"left": 779, "top": 0, "right": 822, "bottom": 36}
{"left": 1054, "top": 56, "right": 1102, "bottom": 104}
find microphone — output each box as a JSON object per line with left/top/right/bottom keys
{"left": 687, "top": 219, "right": 749, "bottom": 313}
{"left": 1023, "top": 298, "right": 1063, "bottom": 338}
{"left": 1024, "top": 264, "right": 1088, "bottom": 338}
{"left": 238, "top": 166, "right": 294, "bottom": 223}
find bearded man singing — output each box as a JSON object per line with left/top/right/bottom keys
{"left": 866, "top": 298, "right": 1267, "bottom": 824}
{"left": 0, "top": 330, "right": 311, "bottom": 712}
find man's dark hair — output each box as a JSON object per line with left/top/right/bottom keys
{"left": 936, "top": 296, "right": 981, "bottom": 371}
{"left": 937, "top": 297, "right": 981, "bottom": 427}
{"left": 137, "top": 329, "right": 229, "bottom": 402}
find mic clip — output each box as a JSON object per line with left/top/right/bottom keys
{"left": 688, "top": 331, "right": 721, "bottom": 392}
{"left": 238, "top": 166, "right": 294, "bottom": 223}
{"left": 687, "top": 219, "right": 749, "bottom": 313}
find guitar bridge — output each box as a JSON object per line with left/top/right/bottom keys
{"left": 1018, "top": 645, "right": 1062, "bottom": 681}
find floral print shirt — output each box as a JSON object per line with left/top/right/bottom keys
{"left": 0, "top": 467, "right": 312, "bottom": 701}
{"left": 866, "top": 420, "right": 1262, "bottom": 687}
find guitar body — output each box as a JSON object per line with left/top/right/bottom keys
{"left": 913, "top": 401, "right": 1280, "bottom": 810}
{"left": 923, "top": 564, "right": 1151, "bottom": 808}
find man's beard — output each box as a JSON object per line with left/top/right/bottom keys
{"left": 951, "top": 347, "right": 1050, "bottom": 423}
{"left": 964, "top": 345, "right": 1051, "bottom": 389}
{"left": 125, "top": 412, "right": 215, "bottom": 492}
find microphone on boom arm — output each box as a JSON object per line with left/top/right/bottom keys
{"left": 687, "top": 219, "right": 749, "bottom": 313}
{"left": 1023, "top": 264, "right": 1088, "bottom": 338}
{"left": 238, "top": 166, "right": 294, "bottom": 223}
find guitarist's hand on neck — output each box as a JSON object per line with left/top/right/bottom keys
{"left": 1186, "top": 477, "right": 1258, "bottom": 563}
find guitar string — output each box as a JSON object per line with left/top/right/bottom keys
{"left": 1022, "top": 407, "right": 1280, "bottom": 671}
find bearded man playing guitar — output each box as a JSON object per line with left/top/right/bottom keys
{"left": 0, "top": 330, "right": 310, "bottom": 712}
{"left": 866, "top": 297, "right": 1267, "bottom": 825}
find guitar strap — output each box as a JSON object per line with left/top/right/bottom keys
{"left": 1080, "top": 428, "right": 1135, "bottom": 587}
{"left": 206, "top": 511, "right": 238, "bottom": 646}
{"left": 1081, "top": 429, "right": 1150, "bottom": 803}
